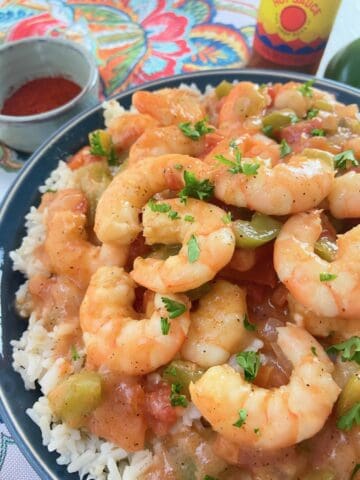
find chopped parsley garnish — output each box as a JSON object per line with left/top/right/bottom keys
{"left": 203, "top": 476, "right": 218, "bottom": 480}
{"left": 243, "top": 314, "right": 256, "bottom": 331}
{"left": 215, "top": 141, "right": 259, "bottom": 176}
{"left": 298, "top": 79, "right": 315, "bottom": 97}
{"left": 233, "top": 408, "right": 247, "bottom": 428}
{"left": 336, "top": 402, "right": 360, "bottom": 431}
{"left": 170, "top": 383, "right": 188, "bottom": 407}
{"left": 236, "top": 351, "right": 260, "bottom": 382}
{"left": 148, "top": 199, "right": 180, "bottom": 221}
{"left": 174, "top": 163, "right": 183, "bottom": 170}
{"left": 178, "top": 118, "right": 214, "bottom": 140}
{"left": 311, "top": 128, "right": 326, "bottom": 137}
{"left": 178, "top": 170, "right": 214, "bottom": 204}
{"left": 161, "top": 297, "right": 186, "bottom": 318}
{"left": 45, "top": 188, "right": 57, "bottom": 193}
{"left": 326, "top": 336, "right": 360, "bottom": 364}
{"left": 184, "top": 214, "right": 195, "bottom": 223}
{"left": 334, "top": 149, "right": 359, "bottom": 170}
{"left": 306, "top": 108, "right": 319, "bottom": 119}
{"left": 262, "top": 124, "right": 274, "bottom": 138}
{"left": 319, "top": 272, "right": 337, "bottom": 282}
{"left": 187, "top": 234, "right": 200, "bottom": 263}
{"left": 160, "top": 317, "right": 170, "bottom": 335}
{"left": 350, "top": 464, "right": 360, "bottom": 480}
{"left": 70, "top": 345, "right": 80, "bottom": 362}
{"left": 280, "top": 139, "right": 292, "bottom": 158}
{"left": 311, "top": 346, "right": 318, "bottom": 357}
{"left": 254, "top": 427, "right": 261, "bottom": 436}
{"left": 222, "top": 212, "right": 232, "bottom": 224}
{"left": 89, "top": 130, "right": 118, "bottom": 166}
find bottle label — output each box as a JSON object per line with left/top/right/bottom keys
{"left": 254, "top": 0, "right": 342, "bottom": 66}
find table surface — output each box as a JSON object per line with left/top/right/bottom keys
{"left": 0, "top": 0, "right": 358, "bottom": 478}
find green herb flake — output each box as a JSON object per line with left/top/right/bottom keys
{"left": 243, "top": 313, "right": 256, "bottom": 331}
{"left": 187, "top": 234, "right": 200, "bottom": 263}
{"left": 319, "top": 272, "right": 337, "bottom": 282}
{"left": 216, "top": 142, "right": 259, "bottom": 176}
{"left": 311, "top": 128, "right": 326, "bottom": 137}
{"left": 298, "top": 79, "right": 315, "bottom": 97}
{"left": 178, "top": 118, "right": 214, "bottom": 141}
{"left": 306, "top": 108, "right": 319, "bottom": 119}
{"left": 350, "top": 464, "right": 360, "bottom": 480}
{"left": 280, "top": 139, "right": 292, "bottom": 158}
{"left": 70, "top": 345, "right": 80, "bottom": 362}
{"left": 203, "top": 476, "right": 218, "bottom": 480}
{"left": 290, "top": 113, "right": 299, "bottom": 124}
{"left": 215, "top": 153, "right": 242, "bottom": 174}
{"left": 45, "top": 188, "right": 57, "bottom": 193}
{"left": 148, "top": 198, "right": 171, "bottom": 213}
{"left": 168, "top": 210, "right": 181, "bottom": 220}
{"left": 222, "top": 212, "right": 232, "bottom": 224}
{"left": 164, "top": 365, "right": 177, "bottom": 377}
{"left": 334, "top": 149, "right": 359, "bottom": 170}
{"left": 311, "top": 346, "right": 318, "bottom": 357}
{"left": 184, "top": 214, "right": 195, "bottom": 223}
{"left": 161, "top": 297, "right": 186, "bottom": 319}
{"left": 170, "top": 383, "right": 188, "bottom": 407}
{"left": 262, "top": 125, "right": 274, "bottom": 138}
{"left": 233, "top": 408, "right": 247, "bottom": 428}
{"left": 336, "top": 402, "right": 360, "bottom": 431}
{"left": 160, "top": 317, "right": 170, "bottom": 335}
{"left": 242, "top": 162, "right": 260, "bottom": 176}
{"left": 107, "top": 147, "right": 119, "bottom": 167}
{"left": 326, "top": 336, "right": 360, "bottom": 364}
{"left": 174, "top": 163, "right": 183, "bottom": 171}
{"left": 254, "top": 427, "right": 261, "bottom": 436}
{"left": 179, "top": 170, "right": 214, "bottom": 204}
{"left": 236, "top": 351, "right": 261, "bottom": 382}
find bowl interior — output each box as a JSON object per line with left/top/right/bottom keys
{"left": 0, "top": 69, "right": 359, "bottom": 480}
{"left": 0, "top": 38, "right": 94, "bottom": 108}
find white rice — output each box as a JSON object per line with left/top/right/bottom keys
{"left": 11, "top": 91, "right": 209, "bottom": 479}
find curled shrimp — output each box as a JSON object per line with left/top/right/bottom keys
{"left": 274, "top": 210, "right": 360, "bottom": 318}
{"left": 213, "top": 144, "right": 334, "bottom": 215}
{"left": 181, "top": 280, "right": 251, "bottom": 367}
{"left": 107, "top": 113, "right": 159, "bottom": 152}
{"left": 288, "top": 294, "right": 360, "bottom": 340}
{"left": 132, "top": 88, "right": 205, "bottom": 126}
{"left": 128, "top": 125, "right": 206, "bottom": 164}
{"left": 218, "top": 82, "right": 269, "bottom": 132}
{"left": 131, "top": 198, "right": 235, "bottom": 293}
{"left": 45, "top": 189, "right": 126, "bottom": 288}
{"left": 80, "top": 266, "right": 190, "bottom": 375}
{"left": 328, "top": 171, "right": 360, "bottom": 218}
{"left": 94, "top": 154, "right": 210, "bottom": 246}
{"left": 189, "top": 324, "right": 340, "bottom": 450}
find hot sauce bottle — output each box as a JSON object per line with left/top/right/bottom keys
{"left": 249, "top": 0, "right": 342, "bottom": 74}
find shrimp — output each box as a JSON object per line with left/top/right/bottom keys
{"left": 328, "top": 171, "right": 360, "bottom": 218}
{"left": 44, "top": 189, "right": 126, "bottom": 288}
{"left": 273, "top": 82, "right": 313, "bottom": 119}
{"left": 274, "top": 210, "right": 360, "bottom": 318}
{"left": 107, "top": 113, "right": 159, "bottom": 152}
{"left": 128, "top": 125, "right": 206, "bottom": 164}
{"left": 288, "top": 294, "right": 360, "bottom": 340}
{"left": 80, "top": 266, "right": 190, "bottom": 375}
{"left": 132, "top": 88, "right": 205, "bottom": 126}
{"left": 218, "top": 82, "right": 269, "bottom": 132}
{"left": 181, "top": 280, "right": 251, "bottom": 367}
{"left": 213, "top": 146, "right": 334, "bottom": 215}
{"left": 189, "top": 324, "right": 340, "bottom": 450}
{"left": 94, "top": 154, "right": 211, "bottom": 246}
{"left": 130, "top": 198, "right": 235, "bottom": 293}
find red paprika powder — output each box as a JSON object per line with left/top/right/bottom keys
{"left": 1, "top": 76, "right": 82, "bottom": 116}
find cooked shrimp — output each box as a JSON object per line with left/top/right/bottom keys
{"left": 274, "top": 210, "right": 360, "bottom": 318}
{"left": 189, "top": 324, "right": 340, "bottom": 450}
{"left": 273, "top": 82, "right": 313, "bottom": 119}
{"left": 45, "top": 189, "right": 126, "bottom": 288}
{"left": 132, "top": 88, "right": 205, "bottom": 126}
{"left": 213, "top": 147, "right": 334, "bottom": 215}
{"left": 218, "top": 82, "right": 269, "bottom": 132}
{"left": 107, "top": 113, "right": 159, "bottom": 152}
{"left": 94, "top": 154, "right": 211, "bottom": 246}
{"left": 80, "top": 266, "right": 190, "bottom": 375}
{"left": 328, "top": 171, "right": 360, "bottom": 218}
{"left": 131, "top": 198, "right": 235, "bottom": 293}
{"left": 288, "top": 294, "right": 360, "bottom": 340}
{"left": 181, "top": 280, "right": 251, "bottom": 367}
{"left": 128, "top": 126, "right": 206, "bottom": 164}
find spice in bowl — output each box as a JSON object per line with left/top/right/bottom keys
{"left": 1, "top": 76, "right": 82, "bottom": 116}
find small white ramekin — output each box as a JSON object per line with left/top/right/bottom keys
{"left": 0, "top": 37, "right": 99, "bottom": 153}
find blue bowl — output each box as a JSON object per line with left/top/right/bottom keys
{"left": 0, "top": 69, "right": 359, "bottom": 479}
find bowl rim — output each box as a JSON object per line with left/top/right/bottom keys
{"left": 0, "top": 68, "right": 359, "bottom": 480}
{"left": 0, "top": 37, "right": 99, "bottom": 124}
